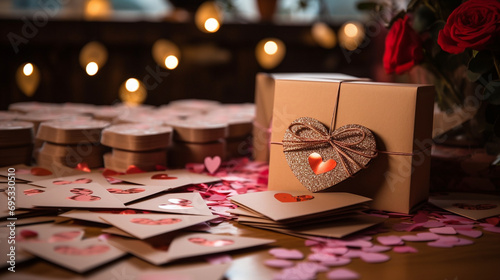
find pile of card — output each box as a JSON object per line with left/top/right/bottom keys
{"left": 229, "top": 190, "right": 386, "bottom": 238}
{"left": 0, "top": 164, "right": 275, "bottom": 273}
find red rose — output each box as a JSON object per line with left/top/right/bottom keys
{"left": 438, "top": 0, "right": 500, "bottom": 54}
{"left": 383, "top": 15, "right": 424, "bottom": 74}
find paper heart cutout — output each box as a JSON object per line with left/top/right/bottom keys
{"left": 67, "top": 188, "right": 101, "bottom": 201}
{"left": 188, "top": 237, "right": 234, "bottom": 247}
{"left": 53, "top": 178, "right": 92, "bottom": 185}
{"left": 107, "top": 188, "right": 145, "bottom": 194}
{"left": 327, "top": 268, "right": 360, "bottom": 280}
{"left": 274, "top": 193, "right": 314, "bottom": 203}
{"left": 308, "top": 152, "right": 337, "bottom": 174}
{"left": 31, "top": 167, "right": 53, "bottom": 176}
{"left": 23, "top": 189, "right": 45, "bottom": 196}
{"left": 54, "top": 244, "right": 110, "bottom": 255}
{"left": 269, "top": 248, "right": 304, "bottom": 260}
{"left": 283, "top": 117, "right": 376, "bottom": 192}
{"left": 159, "top": 198, "right": 193, "bottom": 210}
{"left": 452, "top": 203, "right": 497, "bottom": 210}
{"left": 151, "top": 173, "right": 178, "bottom": 180}
{"left": 20, "top": 229, "right": 38, "bottom": 239}
{"left": 130, "top": 218, "right": 182, "bottom": 225}
{"left": 204, "top": 156, "right": 221, "bottom": 174}
{"left": 49, "top": 231, "right": 82, "bottom": 243}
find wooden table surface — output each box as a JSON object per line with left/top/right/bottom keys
{"left": 2, "top": 215, "right": 500, "bottom": 280}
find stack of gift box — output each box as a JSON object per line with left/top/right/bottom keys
{"left": 0, "top": 121, "right": 34, "bottom": 166}
{"left": 101, "top": 123, "right": 173, "bottom": 172}
{"left": 35, "top": 119, "right": 109, "bottom": 168}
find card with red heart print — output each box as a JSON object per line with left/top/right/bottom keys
{"left": 31, "top": 183, "right": 125, "bottom": 209}
{"left": 108, "top": 233, "right": 274, "bottom": 265}
{"left": 230, "top": 191, "right": 371, "bottom": 222}
{"left": 105, "top": 184, "right": 168, "bottom": 204}
{"left": 13, "top": 184, "right": 47, "bottom": 210}
{"left": 111, "top": 169, "right": 194, "bottom": 190}
{"left": 98, "top": 213, "right": 217, "bottom": 239}
{"left": 29, "top": 171, "right": 111, "bottom": 189}
{"left": 59, "top": 209, "right": 148, "bottom": 225}
{"left": 429, "top": 192, "right": 500, "bottom": 220}
{"left": 0, "top": 164, "right": 84, "bottom": 182}
{"left": 15, "top": 224, "right": 84, "bottom": 248}
{"left": 22, "top": 237, "right": 126, "bottom": 273}
{"left": 127, "top": 192, "right": 212, "bottom": 216}
{"left": 0, "top": 227, "right": 35, "bottom": 266}
{"left": 166, "top": 233, "right": 275, "bottom": 262}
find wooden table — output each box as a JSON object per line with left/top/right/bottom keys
{"left": 2, "top": 215, "right": 500, "bottom": 280}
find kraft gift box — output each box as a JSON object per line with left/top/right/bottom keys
{"left": 268, "top": 78, "right": 435, "bottom": 213}
{"left": 252, "top": 73, "right": 357, "bottom": 162}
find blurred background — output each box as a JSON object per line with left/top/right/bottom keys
{"left": 0, "top": 0, "right": 391, "bottom": 109}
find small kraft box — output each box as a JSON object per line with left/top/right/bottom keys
{"left": 268, "top": 77, "right": 435, "bottom": 214}
{"left": 253, "top": 72, "right": 357, "bottom": 162}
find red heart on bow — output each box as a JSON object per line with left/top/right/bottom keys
{"left": 31, "top": 167, "right": 53, "bottom": 176}
{"left": 130, "top": 218, "right": 182, "bottom": 225}
{"left": 308, "top": 152, "right": 336, "bottom": 174}
{"left": 274, "top": 193, "right": 314, "bottom": 203}
{"left": 54, "top": 244, "right": 110, "bottom": 255}
{"left": 151, "top": 174, "right": 177, "bottom": 180}
{"left": 188, "top": 237, "right": 234, "bottom": 247}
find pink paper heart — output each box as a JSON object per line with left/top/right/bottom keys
{"left": 454, "top": 238, "right": 474, "bottom": 246}
{"left": 429, "top": 226, "right": 457, "bottom": 235}
{"left": 393, "top": 245, "right": 418, "bottom": 253}
{"left": 427, "top": 236, "right": 460, "bottom": 248}
{"left": 264, "top": 259, "right": 295, "bottom": 268}
{"left": 483, "top": 226, "right": 500, "bottom": 234}
{"left": 456, "top": 229, "right": 482, "bottom": 238}
{"left": 361, "top": 245, "right": 391, "bottom": 253}
{"left": 321, "top": 256, "right": 351, "bottom": 267}
{"left": 359, "top": 252, "right": 390, "bottom": 263}
{"left": 343, "top": 249, "right": 363, "bottom": 258}
{"left": 269, "top": 248, "right": 304, "bottom": 260}
{"left": 204, "top": 156, "right": 221, "bottom": 174}
{"left": 308, "top": 253, "right": 338, "bottom": 262}
{"left": 423, "top": 220, "right": 445, "bottom": 228}
{"left": 327, "top": 268, "right": 360, "bottom": 280}
{"left": 401, "top": 232, "right": 440, "bottom": 242}
{"left": 321, "top": 247, "right": 348, "bottom": 255}
{"left": 376, "top": 235, "right": 403, "bottom": 246}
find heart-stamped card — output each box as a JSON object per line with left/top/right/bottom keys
{"left": 29, "top": 171, "right": 111, "bottom": 189}
{"left": 21, "top": 237, "right": 127, "bottom": 273}
{"left": 0, "top": 164, "right": 85, "bottom": 182}
{"left": 429, "top": 192, "right": 500, "bottom": 220}
{"left": 105, "top": 184, "right": 168, "bottom": 204}
{"left": 98, "top": 213, "right": 218, "bottom": 239}
{"left": 111, "top": 169, "right": 194, "bottom": 190}
{"left": 127, "top": 192, "right": 212, "bottom": 216}
{"left": 15, "top": 223, "right": 85, "bottom": 247}
{"left": 282, "top": 117, "right": 377, "bottom": 192}
{"left": 230, "top": 191, "right": 371, "bottom": 222}
{"left": 30, "top": 183, "right": 126, "bottom": 209}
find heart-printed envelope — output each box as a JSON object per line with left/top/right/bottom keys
{"left": 282, "top": 117, "right": 377, "bottom": 192}
{"left": 98, "top": 213, "right": 218, "bottom": 239}
{"left": 0, "top": 164, "right": 85, "bottom": 182}
{"left": 230, "top": 191, "right": 371, "bottom": 222}
{"left": 22, "top": 237, "right": 126, "bottom": 273}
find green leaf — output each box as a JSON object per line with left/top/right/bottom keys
{"left": 468, "top": 51, "right": 494, "bottom": 74}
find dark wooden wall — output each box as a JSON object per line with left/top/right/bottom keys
{"left": 0, "top": 19, "right": 383, "bottom": 109}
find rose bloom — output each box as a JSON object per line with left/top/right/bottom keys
{"left": 438, "top": 0, "right": 500, "bottom": 54}
{"left": 383, "top": 15, "right": 424, "bottom": 74}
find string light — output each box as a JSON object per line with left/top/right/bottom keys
{"left": 86, "top": 62, "right": 99, "bottom": 76}
{"left": 339, "top": 21, "right": 365, "bottom": 51}
{"left": 165, "top": 55, "right": 179, "bottom": 70}
{"left": 195, "top": 1, "right": 223, "bottom": 33}
{"left": 16, "top": 62, "right": 40, "bottom": 97}
{"left": 23, "top": 63, "right": 34, "bottom": 76}
{"left": 152, "top": 39, "right": 181, "bottom": 70}
{"left": 256, "top": 38, "right": 286, "bottom": 69}
{"left": 120, "top": 78, "right": 147, "bottom": 106}
{"left": 125, "top": 78, "right": 140, "bottom": 92}
{"left": 80, "top": 41, "right": 107, "bottom": 76}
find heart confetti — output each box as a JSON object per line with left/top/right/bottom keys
{"left": 54, "top": 244, "right": 110, "bottom": 256}
{"left": 151, "top": 174, "right": 178, "bottom": 180}
{"left": 188, "top": 237, "right": 234, "bottom": 247}
{"left": 204, "top": 156, "right": 221, "bottom": 174}
{"left": 327, "top": 268, "right": 360, "bottom": 280}
{"left": 269, "top": 248, "right": 304, "bottom": 260}
{"left": 130, "top": 218, "right": 182, "bottom": 225}
{"left": 282, "top": 117, "right": 377, "bottom": 192}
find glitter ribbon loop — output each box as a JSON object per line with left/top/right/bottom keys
{"left": 283, "top": 120, "right": 378, "bottom": 176}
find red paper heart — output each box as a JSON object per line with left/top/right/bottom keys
{"left": 126, "top": 165, "right": 145, "bottom": 174}
{"left": 54, "top": 244, "right": 110, "bottom": 255}
{"left": 308, "top": 152, "right": 336, "bottom": 174}
{"left": 75, "top": 163, "right": 91, "bottom": 173}
{"left": 20, "top": 229, "right": 38, "bottom": 239}
{"left": 107, "top": 188, "right": 145, "bottom": 194}
{"left": 31, "top": 167, "right": 53, "bottom": 176}
{"left": 130, "top": 218, "right": 182, "bottom": 225}
{"left": 151, "top": 173, "right": 177, "bottom": 180}
{"left": 274, "top": 193, "right": 314, "bottom": 203}
{"left": 188, "top": 237, "right": 234, "bottom": 247}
